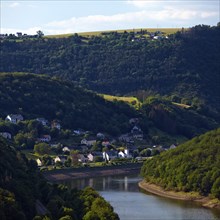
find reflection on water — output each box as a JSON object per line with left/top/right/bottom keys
{"left": 62, "top": 174, "right": 220, "bottom": 220}
{"left": 63, "top": 175, "right": 143, "bottom": 192}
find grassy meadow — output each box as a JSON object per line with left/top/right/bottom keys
{"left": 101, "top": 94, "right": 141, "bottom": 109}
{"left": 45, "top": 28, "right": 182, "bottom": 38}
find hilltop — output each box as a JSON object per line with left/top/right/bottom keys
{"left": 1, "top": 24, "right": 220, "bottom": 112}
{"left": 45, "top": 27, "right": 181, "bottom": 38}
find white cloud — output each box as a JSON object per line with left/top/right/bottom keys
{"left": 44, "top": 7, "right": 218, "bottom": 34}
{"left": 9, "top": 2, "right": 20, "bottom": 8}
{"left": 45, "top": 11, "right": 149, "bottom": 34}
{"left": 201, "top": 11, "right": 218, "bottom": 18}
{"left": 1, "top": 2, "right": 218, "bottom": 35}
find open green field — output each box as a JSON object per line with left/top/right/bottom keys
{"left": 45, "top": 28, "right": 182, "bottom": 38}
{"left": 101, "top": 94, "right": 141, "bottom": 109}
{"left": 45, "top": 33, "right": 74, "bottom": 38}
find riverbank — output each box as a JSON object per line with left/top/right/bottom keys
{"left": 43, "top": 163, "right": 142, "bottom": 182}
{"left": 139, "top": 180, "right": 220, "bottom": 210}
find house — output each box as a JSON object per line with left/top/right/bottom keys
{"left": 5, "top": 114, "right": 24, "bottom": 124}
{"left": 97, "top": 132, "right": 105, "bottom": 139}
{"left": 51, "top": 120, "right": 61, "bottom": 130}
{"left": 119, "top": 134, "right": 133, "bottom": 143}
{"left": 81, "top": 138, "right": 96, "bottom": 146}
{"left": 87, "top": 152, "right": 103, "bottom": 162}
{"left": 103, "top": 150, "right": 118, "bottom": 162}
{"left": 131, "top": 126, "right": 143, "bottom": 140}
{"left": 78, "top": 154, "right": 88, "bottom": 163}
{"left": 62, "top": 146, "right": 70, "bottom": 152}
{"left": 118, "top": 148, "right": 131, "bottom": 158}
{"left": 36, "top": 118, "right": 49, "bottom": 126}
{"left": 73, "top": 129, "right": 86, "bottom": 135}
{"left": 36, "top": 158, "right": 42, "bottom": 167}
{"left": 170, "top": 144, "right": 177, "bottom": 149}
{"left": 0, "top": 132, "right": 12, "bottom": 139}
{"left": 118, "top": 151, "right": 126, "bottom": 158}
{"left": 54, "top": 155, "right": 67, "bottom": 164}
{"left": 38, "top": 135, "right": 51, "bottom": 142}
{"left": 129, "top": 118, "right": 139, "bottom": 125}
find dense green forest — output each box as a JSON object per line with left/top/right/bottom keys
{"left": 1, "top": 25, "right": 220, "bottom": 111}
{"left": 141, "top": 128, "right": 220, "bottom": 199}
{"left": 0, "top": 73, "right": 219, "bottom": 143}
{"left": 141, "top": 96, "right": 219, "bottom": 139}
{"left": 0, "top": 137, "right": 119, "bottom": 219}
{"left": 0, "top": 73, "right": 138, "bottom": 135}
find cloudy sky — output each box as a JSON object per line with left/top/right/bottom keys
{"left": 1, "top": 0, "right": 219, "bottom": 35}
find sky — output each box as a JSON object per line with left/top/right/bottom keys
{"left": 1, "top": 0, "right": 219, "bottom": 35}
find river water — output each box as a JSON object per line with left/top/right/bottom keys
{"left": 62, "top": 174, "right": 220, "bottom": 220}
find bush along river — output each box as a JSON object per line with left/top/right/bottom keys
{"left": 60, "top": 174, "right": 220, "bottom": 220}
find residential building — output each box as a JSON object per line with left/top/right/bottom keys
{"left": 38, "top": 135, "right": 51, "bottom": 142}
{"left": 103, "top": 150, "right": 118, "bottom": 162}
{"left": 5, "top": 114, "right": 24, "bottom": 124}
{"left": 51, "top": 120, "right": 61, "bottom": 130}
{"left": 0, "top": 132, "right": 12, "bottom": 139}
{"left": 87, "top": 152, "right": 103, "bottom": 162}
{"left": 36, "top": 118, "right": 49, "bottom": 126}
{"left": 54, "top": 156, "right": 67, "bottom": 164}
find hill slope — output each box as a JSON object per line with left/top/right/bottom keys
{"left": 141, "top": 128, "right": 220, "bottom": 198}
{"left": 0, "top": 73, "right": 137, "bottom": 135}
{"left": 0, "top": 73, "right": 219, "bottom": 143}
{"left": 1, "top": 25, "right": 220, "bottom": 111}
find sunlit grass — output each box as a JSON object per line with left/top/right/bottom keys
{"left": 44, "top": 28, "right": 182, "bottom": 38}
{"left": 101, "top": 94, "right": 141, "bottom": 109}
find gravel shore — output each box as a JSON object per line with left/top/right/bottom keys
{"left": 138, "top": 180, "right": 220, "bottom": 210}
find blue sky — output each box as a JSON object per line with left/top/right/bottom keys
{"left": 1, "top": 0, "right": 219, "bottom": 35}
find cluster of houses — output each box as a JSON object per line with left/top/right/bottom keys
{"left": 0, "top": 114, "right": 61, "bottom": 143}
{"left": 131, "top": 30, "right": 169, "bottom": 42}
{"left": 36, "top": 144, "right": 134, "bottom": 167}
{"left": 0, "top": 114, "right": 177, "bottom": 169}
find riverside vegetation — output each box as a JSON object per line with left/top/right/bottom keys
{"left": 141, "top": 129, "right": 220, "bottom": 202}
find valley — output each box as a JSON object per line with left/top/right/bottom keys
{"left": 0, "top": 24, "right": 220, "bottom": 219}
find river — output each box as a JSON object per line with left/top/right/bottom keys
{"left": 61, "top": 174, "right": 220, "bottom": 220}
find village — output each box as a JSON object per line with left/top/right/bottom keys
{"left": 0, "top": 114, "right": 177, "bottom": 170}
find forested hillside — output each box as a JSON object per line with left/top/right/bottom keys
{"left": 0, "top": 137, "right": 119, "bottom": 219}
{"left": 141, "top": 128, "right": 220, "bottom": 199}
{"left": 141, "top": 97, "right": 219, "bottom": 139}
{"left": 0, "top": 73, "right": 219, "bottom": 142}
{"left": 1, "top": 25, "right": 220, "bottom": 111}
{"left": 0, "top": 73, "right": 138, "bottom": 135}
